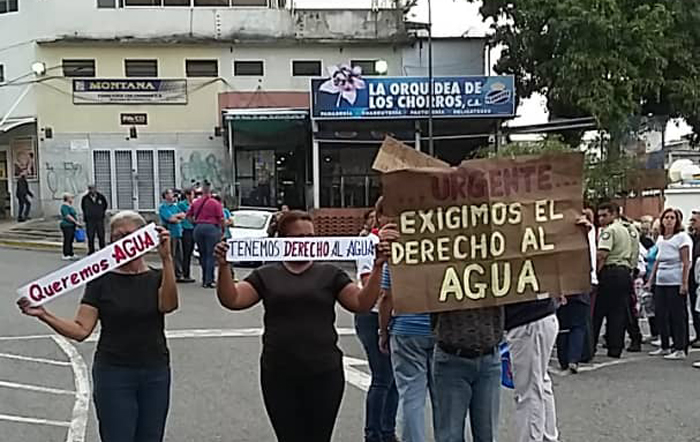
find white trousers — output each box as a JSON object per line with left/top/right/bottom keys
{"left": 506, "top": 314, "right": 560, "bottom": 442}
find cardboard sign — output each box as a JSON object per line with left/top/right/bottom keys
{"left": 17, "top": 224, "right": 160, "bottom": 307}
{"left": 372, "top": 136, "right": 449, "bottom": 173}
{"left": 227, "top": 237, "right": 376, "bottom": 262}
{"left": 382, "top": 151, "right": 591, "bottom": 313}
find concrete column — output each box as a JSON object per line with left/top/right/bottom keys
{"left": 312, "top": 120, "right": 320, "bottom": 209}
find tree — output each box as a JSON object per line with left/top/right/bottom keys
{"left": 475, "top": 0, "right": 700, "bottom": 145}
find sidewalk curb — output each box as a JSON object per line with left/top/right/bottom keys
{"left": 0, "top": 239, "right": 72, "bottom": 252}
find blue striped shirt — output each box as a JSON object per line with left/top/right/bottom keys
{"left": 381, "top": 264, "right": 432, "bottom": 336}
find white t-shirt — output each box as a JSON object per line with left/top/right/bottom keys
{"left": 588, "top": 227, "right": 598, "bottom": 286}
{"left": 655, "top": 232, "right": 692, "bottom": 286}
{"left": 355, "top": 233, "right": 380, "bottom": 311}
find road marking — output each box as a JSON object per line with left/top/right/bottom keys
{"left": 0, "top": 380, "right": 75, "bottom": 396}
{"left": 0, "top": 413, "right": 71, "bottom": 428}
{"left": 52, "top": 336, "right": 90, "bottom": 442}
{"left": 0, "top": 352, "right": 71, "bottom": 367}
{"left": 343, "top": 357, "right": 370, "bottom": 392}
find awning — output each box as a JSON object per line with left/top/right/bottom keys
{"left": 223, "top": 108, "right": 309, "bottom": 121}
{"left": 0, "top": 117, "right": 37, "bottom": 133}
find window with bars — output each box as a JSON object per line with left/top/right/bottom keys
{"left": 125, "top": 59, "right": 158, "bottom": 77}
{"left": 234, "top": 60, "right": 264, "bottom": 76}
{"left": 186, "top": 60, "right": 219, "bottom": 78}
{"left": 93, "top": 151, "right": 113, "bottom": 210}
{"left": 0, "top": 0, "right": 18, "bottom": 14}
{"left": 292, "top": 60, "right": 321, "bottom": 77}
{"left": 63, "top": 60, "right": 96, "bottom": 78}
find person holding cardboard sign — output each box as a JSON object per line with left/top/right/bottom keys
{"left": 17, "top": 211, "right": 179, "bottom": 442}
{"left": 214, "top": 210, "right": 398, "bottom": 442}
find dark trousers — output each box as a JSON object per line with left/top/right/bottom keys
{"left": 61, "top": 225, "right": 75, "bottom": 257}
{"left": 193, "top": 223, "right": 221, "bottom": 285}
{"left": 92, "top": 363, "right": 171, "bottom": 442}
{"left": 593, "top": 266, "right": 631, "bottom": 358}
{"left": 181, "top": 228, "right": 195, "bottom": 279}
{"left": 17, "top": 195, "right": 30, "bottom": 220}
{"left": 261, "top": 367, "right": 344, "bottom": 442}
{"left": 556, "top": 295, "right": 591, "bottom": 367}
{"left": 689, "top": 280, "right": 700, "bottom": 341}
{"left": 355, "top": 313, "right": 399, "bottom": 442}
{"left": 86, "top": 219, "right": 106, "bottom": 255}
{"left": 654, "top": 285, "right": 689, "bottom": 352}
{"left": 171, "top": 237, "right": 184, "bottom": 279}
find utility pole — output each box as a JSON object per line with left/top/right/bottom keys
{"left": 427, "top": 0, "right": 434, "bottom": 156}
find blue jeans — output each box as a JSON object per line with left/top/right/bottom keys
{"left": 355, "top": 313, "right": 399, "bottom": 442}
{"left": 92, "top": 363, "right": 171, "bottom": 442}
{"left": 194, "top": 223, "right": 221, "bottom": 285}
{"left": 390, "top": 334, "right": 436, "bottom": 442}
{"left": 433, "top": 346, "right": 501, "bottom": 442}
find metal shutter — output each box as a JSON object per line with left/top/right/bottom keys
{"left": 157, "top": 150, "right": 176, "bottom": 193}
{"left": 93, "top": 151, "right": 113, "bottom": 209}
{"left": 114, "top": 150, "right": 134, "bottom": 210}
{"left": 136, "top": 150, "right": 155, "bottom": 210}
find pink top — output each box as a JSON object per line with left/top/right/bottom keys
{"left": 187, "top": 196, "right": 224, "bottom": 226}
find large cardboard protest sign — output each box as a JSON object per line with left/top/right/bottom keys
{"left": 382, "top": 152, "right": 590, "bottom": 313}
{"left": 17, "top": 224, "right": 160, "bottom": 307}
{"left": 227, "top": 236, "right": 376, "bottom": 262}
{"left": 372, "top": 136, "right": 449, "bottom": 173}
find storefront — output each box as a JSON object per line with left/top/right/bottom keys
{"left": 222, "top": 74, "right": 516, "bottom": 212}
{"left": 0, "top": 118, "right": 39, "bottom": 219}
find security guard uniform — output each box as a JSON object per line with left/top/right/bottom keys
{"left": 622, "top": 220, "right": 643, "bottom": 350}
{"left": 594, "top": 219, "right": 633, "bottom": 358}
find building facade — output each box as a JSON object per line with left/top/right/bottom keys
{"left": 1, "top": 0, "right": 493, "bottom": 219}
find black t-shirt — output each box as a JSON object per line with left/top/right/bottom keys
{"left": 81, "top": 269, "right": 169, "bottom": 368}
{"left": 245, "top": 263, "right": 353, "bottom": 374}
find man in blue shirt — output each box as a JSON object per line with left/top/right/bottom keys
{"left": 379, "top": 264, "right": 436, "bottom": 442}
{"left": 177, "top": 188, "right": 196, "bottom": 283}
{"left": 159, "top": 189, "right": 185, "bottom": 282}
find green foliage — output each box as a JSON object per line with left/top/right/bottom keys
{"left": 475, "top": 0, "right": 700, "bottom": 143}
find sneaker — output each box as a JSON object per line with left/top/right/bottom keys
{"left": 651, "top": 339, "right": 662, "bottom": 347}
{"left": 692, "top": 361, "right": 700, "bottom": 369}
{"left": 70, "top": 255, "right": 80, "bottom": 261}
{"left": 568, "top": 363, "right": 579, "bottom": 374}
{"left": 663, "top": 350, "right": 687, "bottom": 360}
{"left": 649, "top": 348, "right": 671, "bottom": 356}
{"left": 691, "top": 340, "right": 700, "bottom": 349}
{"left": 61, "top": 255, "right": 72, "bottom": 261}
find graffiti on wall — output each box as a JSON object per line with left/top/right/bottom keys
{"left": 180, "top": 152, "right": 226, "bottom": 190}
{"left": 46, "top": 162, "right": 89, "bottom": 200}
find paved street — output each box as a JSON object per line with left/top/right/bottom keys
{"left": 1, "top": 248, "right": 699, "bottom": 442}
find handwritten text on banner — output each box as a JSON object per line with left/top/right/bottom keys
{"left": 17, "top": 223, "right": 160, "bottom": 307}
{"left": 227, "top": 237, "right": 376, "bottom": 262}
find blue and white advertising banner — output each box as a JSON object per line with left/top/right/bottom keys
{"left": 73, "top": 79, "right": 188, "bottom": 105}
{"left": 311, "top": 71, "right": 515, "bottom": 120}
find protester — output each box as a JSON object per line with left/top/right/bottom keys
{"left": 686, "top": 210, "right": 700, "bottom": 347}
{"left": 647, "top": 208, "right": 691, "bottom": 360}
{"left": 81, "top": 184, "right": 109, "bottom": 254}
{"left": 267, "top": 204, "right": 290, "bottom": 237}
{"left": 159, "top": 189, "right": 186, "bottom": 282}
{"left": 639, "top": 215, "right": 655, "bottom": 250}
{"left": 379, "top": 267, "right": 436, "bottom": 442}
{"left": 17, "top": 211, "right": 179, "bottom": 442}
{"left": 621, "top": 216, "right": 643, "bottom": 352}
{"left": 187, "top": 182, "right": 224, "bottom": 288}
{"left": 177, "top": 188, "right": 196, "bottom": 283}
{"left": 15, "top": 170, "right": 33, "bottom": 222}
{"left": 59, "top": 193, "right": 80, "bottom": 261}
{"left": 557, "top": 211, "right": 597, "bottom": 373}
{"left": 355, "top": 199, "right": 398, "bottom": 442}
{"left": 594, "top": 202, "right": 633, "bottom": 359}
{"left": 214, "top": 210, "right": 397, "bottom": 442}
{"left": 430, "top": 305, "right": 503, "bottom": 442}
{"left": 214, "top": 194, "right": 233, "bottom": 240}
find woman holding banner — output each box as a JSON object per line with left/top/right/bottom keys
{"left": 214, "top": 210, "right": 398, "bottom": 442}
{"left": 18, "top": 211, "right": 179, "bottom": 442}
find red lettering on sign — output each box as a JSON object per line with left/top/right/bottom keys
{"left": 142, "top": 231, "right": 155, "bottom": 248}
{"left": 112, "top": 244, "right": 127, "bottom": 264}
{"left": 70, "top": 273, "right": 80, "bottom": 285}
{"left": 29, "top": 284, "right": 45, "bottom": 302}
{"left": 538, "top": 164, "right": 552, "bottom": 190}
{"left": 100, "top": 258, "right": 109, "bottom": 271}
{"left": 489, "top": 169, "right": 504, "bottom": 197}
{"left": 52, "top": 281, "right": 63, "bottom": 294}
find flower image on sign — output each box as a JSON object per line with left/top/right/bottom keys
{"left": 227, "top": 237, "right": 377, "bottom": 262}
{"left": 311, "top": 70, "right": 515, "bottom": 120}
{"left": 17, "top": 224, "right": 160, "bottom": 307}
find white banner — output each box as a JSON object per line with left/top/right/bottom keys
{"left": 17, "top": 223, "right": 160, "bottom": 307}
{"left": 227, "top": 236, "right": 376, "bottom": 262}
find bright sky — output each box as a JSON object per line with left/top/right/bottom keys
{"left": 294, "top": 0, "right": 691, "bottom": 140}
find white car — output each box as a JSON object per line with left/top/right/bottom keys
{"left": 194, "top": 209, "right": 274, "bottom": 265}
